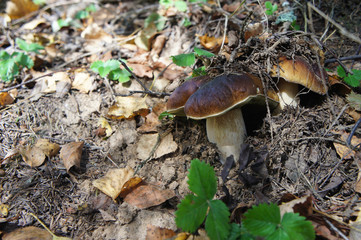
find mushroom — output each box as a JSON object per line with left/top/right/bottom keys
{"left": 166, "top": 75, "right": 210, "bottom": 116}
{"left": 183, "top": 73, "right": 279, "bottom": 163}
{"left": 271, "top": 56, "right": 328, "bottom": 109}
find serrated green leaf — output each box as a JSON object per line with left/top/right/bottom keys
{"left": 187, "top": 159, "right": 217, "bottom": 199}
{"left": 0, "top": 51, "right": 10, "bottom": 60}
{"left": 347, "top": 92, "right": 361, "bottom": 111}
{"left": 171, "top": 53, "right": 196, "bottom": 67}
{"left": 90, "top": 60, "right": 103, "bottom": 73}
{"left": 0, "top": 59, "right": 19, "bottom": 82}
{"left": 243, "top": 203, "right": 280, "bottom": 237}
{"left": 205, "top": 200, "right": 231, "bottom": 240}
{"left": 227, "top": 223, "right": 243, "bottom": 240}
{"left": 194, "top": 47, "right": 215, "bottom": 57}
{"left": 91, "top": 60, "right": 120, "bottom": 78}
{"left": 265, "top": 1, "right": 272, "bottom": 9}
{"left": 175, "top": 194, "right": 208, "bottom": 233}
{"left": 337, "top": 65, "right": 346, "bottom": 78}
{"left": 281, "top": 212, "right": 315, "bottom": 240}
{"left": 13, "top": 52, "right": 34, "bottom": 69}
{"left": 16, "top": 38, "right": 44, "bottom": 53}
{"left": 344, "top": 69, "right": 361, "bottom": 87}
{"left": 108, "top": 68, "right": 131, "bottom": 83}
{"left": 174, "top": 0, "right": 187, "bottom": 12}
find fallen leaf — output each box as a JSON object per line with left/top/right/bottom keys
{"left": 136, "top": 133, "right": 178, "bottom": 160}
{"left": 0, "top": 92, "right": 14, "bottom": 106}
{"left": 92, "top": 167, "right": 134, "bottom": 201}
{"left": 107, "top": 96, "right": 149, "bottom": 119}
{"left": 119, "top": 177, "right": 143, "bottom": 198}
{"left": 332, "top": 130, "right": 361, "bottom": 159}
{"left": 6, "top": 0, "right": 39, "bottom": 20}
{"left": 349, "top": 205, "right": 361, "bottom": 240}
{"left": 244, "top": 22, "right": 264, "bottom": 42}
{"left": 124, "top": 183, "right": 175, "bottom": 209}
{"left": 19, "top": 145, "right": 46, "bottom": 168}
{"left": 2, "top": 226, "right": 52, "bottom": 240}
{"left": 98, "top": 117, "right": 113, "bottom": 137}
{"left": 145, "top": 224, "right": 176, "bottom": 240}
{"left": 81, "top": 23, "right": 113, "bottom": 52}
{"left": 0, "top": 204, "right": 9, "bottom": 217}
{"left": 60, "top": 142, "right": 84, "bottom": 172}
{"left": 127, "top": 63, "right": 153, "bottom": 78}
{"left": 34, "top": 139, "right": 60, "bottom": 158}
{"left": 72, "top": 71, "right": 96, "bottom": 93}
{"left": 22, "top": 17, "right": 47, "bottom": 30}
{"left": 137, "top": 112, "right": 161, "bottom": 133}
{"left": 279, "top": 195, "right": 313, "bottom": 217}
{"left": 198, "top": 34, "right": 228, "bottom": 53}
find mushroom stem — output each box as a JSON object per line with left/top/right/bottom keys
{"left": 206, "top": 108, "right": 246, "bottom": 163}
{"left": 277, "top": 78, "right": 299, "bottom": 109}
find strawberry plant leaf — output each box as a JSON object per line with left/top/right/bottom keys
{"left": 0, "top": 51, "right": 10, "bottom": 60}
{"left": 174, "top": 0, "right": 187, "bottom": 12}
{"left": 187, "top": 159, "right": 217, "bottom": 199}
{"left": 205, "top": 199, "right": 231, "bottom": 240}
{"left": 0, "top": 59, "right": 19, "bottom": 82}
{"left": 280, "top": 212, "right": 315, "bottom": 240}
{"left": 175, "top": 194, "right": 208, "bottom": 232}
{"left": 171, "top": 53, "right": 195, "bottom": 67}
{"left": 16, "top": 38, "right": 44, "bottom": 53}
{"left": 344, "top": 69, "right": 361, "bottom": 87}
{"left": 192, "top": 66, "right": 207, "bottom": 77}
{"left": 108, "top": 68, "right": 131, "bottom": 83}
{"left": 243, "top": 203, "right": 280, "bottom": 237}
{"left": 194, "top": 47, "right": 215, "bottom": 57}
{"left": 13, "top": 52, "right": 34, "bottom": 69}
{"left": 228, "top": 223, "right": 243, "bottom": 240}
{"left": 337, "top": 65, "right": 346, "bottom": 78}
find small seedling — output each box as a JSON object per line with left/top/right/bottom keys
{"left": 175, "top": 159, "right": 316, "bottom": 240}
{"left": 337, "top": 65, "right": 361, "bottom": 87}
{"left": 171, "top": 47, "right": 214, "bottom": 76}
{"left": 75, "top": 4, "right": 97, "bottom": 20}
{"left": 0, "top": 38, "right": 44, "bottom": 82}
{"left": 91, "top": 59, "right": 132, "bottom": 83}
{"left": 158, "top": 111, "right": 175, "bottom": 120}
{"left": 265, "top": 1, "right": 278, "bottom": 15}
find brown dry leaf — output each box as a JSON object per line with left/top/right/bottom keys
{"left": 145, "top": 224, "right": 176, "bottom": 240}
{"left": 19, "top": 145, "right": 46, "bottom": 168}
{"left": 127, "top": 63, "right": 153, "bottom": 78}
{"left": 328, "top": 74, "right": 351, "bottom": 95}
{"left": 197, "top": 34, "right": 228, "bottom": 53}
{"left": 349, "top": 205, "right": 361, "bottom": 239}
{"left": 22, "top": 17, "right": 47, "bottom": 30}
{"left": 6, "top": 0, "right": 39, "bottom": 20}
{"left": 34, "top": 139, "right": 60, "bottom": 158}
{"left": 346, "top": 107, "right": 361, "bottom": 122}
{"left": 60, "top": 142, "right": 84, "bottom": 172}
{"left": 107, "top": 96, "right": 149, "bottom": 119}
{"left": 119, "top": 176, "right": 143, "bottom": 198}
{"left": 279, "top": 195, "right": 313, "bottom": 217}
{"left": 244, "top": 23, "right": 264, "bottom": 42}
{"left": 72, "top": 71, "right": 96, "bottom": 93}
{"left": 173, "top": 232, "right": 189, "bottom": 240}
{"left": 98, "top": 117, "right": 113, "bottom": 137}
{"left": 136, "top": 133, "right": 178, "bottom": 160}
{"left": 124, "top": 183, "right": 175, "bottom": 209}
{"left": 332, "top": 130, "right": 361, "bottom": 159}
{"left": 137, "top": 112, "right": 161, "bottom": 133}
{"left": 31, "top": 72, "right": 71, "bottom": 100}
{"left": 135, "top": 23, "right": 158, "bottom": 51}
{"left": 92, "top": 167, "right": 134, "bottom": 201}
{"left": 0, "top": 92, "right": 14, "bottom": 106}
{"left": 81, "top": 23, "right": 113, "bottom": 52}
{"left": 2, "top": 226, "right": 52, "bottom": 240}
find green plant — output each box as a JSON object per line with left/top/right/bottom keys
{"left": 265, "top": 1, "right": 278, "bottom": 15}
{"left": 75, "top": 4, "right": 97, "bottom": 20}
{"left": 337, "top": 65, "right": 361, "bottom": 87}
{"left": 175, "top": 159, "right": 315, "bottom": 240}
{"left": 171, "top": 47, "right": 214, "bottom": 77}
{"left": 90, "top": 59, "right": 132, "bottom": 83}
{"left": 0, "top": 38, "right": 44, "bottom": 82}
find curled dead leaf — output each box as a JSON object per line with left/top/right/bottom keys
{"left": 145, "top": 224, "right": 176, "bottom": 240}
{"left": 60, "top": 142, "right": 84, "bottom": 172}
{"left": 34, "top": 139, "right": 60, "bottom": 158}
{"left": 107, "top": 96, "right": 149, "bottom": 120}
{"left": 19, "top": 145, "right": 46, "bottom": 168}
{"left": 0, "top": 92, "right": 14, "bottom": 106}
{"left": 2, "top": 226, "right": 52, "bottom": 240}
{"left": 92, "top": 167, "right": 134, "bottom": 201}
{"left": 332, "top": 130, "right": 361, "bottom": 159}
{"left": 6, "top": 0, "right": 39, "bottom": 20}
{"left": 197, "top": 34, "right": 228, "bottom": 53}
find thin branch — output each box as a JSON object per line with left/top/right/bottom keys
{"left": 325, "top": 55, "right": 361, "bottom": 64}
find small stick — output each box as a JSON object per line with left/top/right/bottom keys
{"left": 323, "top": 218, "right": 349, "bottom": 240}
{"left": 325, "top": 55, "right": 361, "bottom": 64}
{"left": 347, "top": 117, "right": 361, "bottom": 147}
{"left": 307, "top": 2, "right": 361, "bottom": 44}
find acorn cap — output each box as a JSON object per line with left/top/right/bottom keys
{"left": 184, "top": 73, "right": 279, "bottom": 119}
{"left": 166, "top": 75, "right": 210, "bottom": 115}
{"left": 271, "top": 56, "right": 328, "bottom": 94}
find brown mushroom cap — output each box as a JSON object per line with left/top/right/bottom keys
{"left": 184, "top": 73, "right": 279, "bottom": 119}
{"left": 271, "top": 56, "right": 328, "bottom": 94}
{"left": 166, "top": 75, "right": 210, "bottom": 115}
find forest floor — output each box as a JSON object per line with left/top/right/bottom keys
{"left": 1, "top": 0, "right": 361, "bottom": 239}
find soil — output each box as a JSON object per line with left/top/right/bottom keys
{"left": 1, "top": 0, "right": 361, "bottom": 239}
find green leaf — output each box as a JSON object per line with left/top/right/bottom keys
{"left": 281, "top": 212, "right": 315, "bottom": 240}
{"left": 182, "top": 17, "right": 191, "bottom": 27}
{"left": 227, "top": 223, "right": 243, "bottom": 240}
{"left": 192, "top": 66, "right": 207, "bottom": 77}
{"left": 159, "top": 0, "right": 173, "bottom": 8}
{"left": 0, "top": 51, "right": 10, "bottom": 60}
{"left": 159, "top": 111, "right": 174, "bottom": 120}
{"left": 171, "top": 53, "right": 195, "bottom": 67}
{"left": 205, "top": 200, "right": 231, "bottom": 240}
{"left": 108, "top": 68, "right": 131, "bottom": 83}
{"left": 33, "top": 0, "right": 46, "bottom": 5}
{"left": 243, "top": 203, "right": 280, "bottom": 237}
{"left": 174, "top": 0, "right": 187, "bottom": 12}
{"left": 0, "top": 58, "right": 19, "bottom": 82}
{"left": 337, "top": 65, "right": 346, "bottom": 78}
{"left": 13, "top": 52, "right": 34, "bottom": 69}
{"left": 16, "top": 38, "right": 44, "bottom": 53}
{"left": 265, "top": 1, "right": 273, "bottom": 9}
{"left": 91, "top": 60, "right": 120, "bottom": 78}
{"left": 194, "top": 47, "right": 215, "bottom": 57}
{"left": 145, "top": 13, "right": 166, "bottom": 31}
{"left": 344, "top": 69, "right": 361, "bottom": 87}
{"left": 52, "top": 18, "right": 71, "bottom": 32}
{"left": 86, "top": 4, "right": 97, "bottom": 12}
{"left": 175, "top": 194, "right": 208, "bottom": 233}
{"left": 187, "top": 159, "right": 217, "bottom": 199}
{"left": 347, "top": 92, "right": 361, "bottom": 111}
{"left": 75, "top": 10, "right": 89, "bottom": 19}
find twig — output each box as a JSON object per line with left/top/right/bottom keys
{"left": 0, "top": 71, "right": 59, "bottom": 92}
{"left": 324, "top": 218, "right": 349, "bottom": 240}
{"left": 347, "top": 117, "right": 361, "bottom": 147}
{"left": 325, "top": 55, "right": 361, "bottom": 64}
{"left": 307, "top": 2, "right": 361, "bottom": 44}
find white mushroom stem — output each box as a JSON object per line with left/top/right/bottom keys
{"left": 277, "top": 79, "right": 299, "bottom": 109}
{"left": 206, "top": 108, "right": 246, "bottom": 163}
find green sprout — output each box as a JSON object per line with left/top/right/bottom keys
{"left": 265, "top": 1, "right": 278, "bottom": 16}
{"left": 337, "top": 65, "right": 361, "bottom": 87}
{"left": 90, "top": 59, "right": 132, "bottom": 83}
